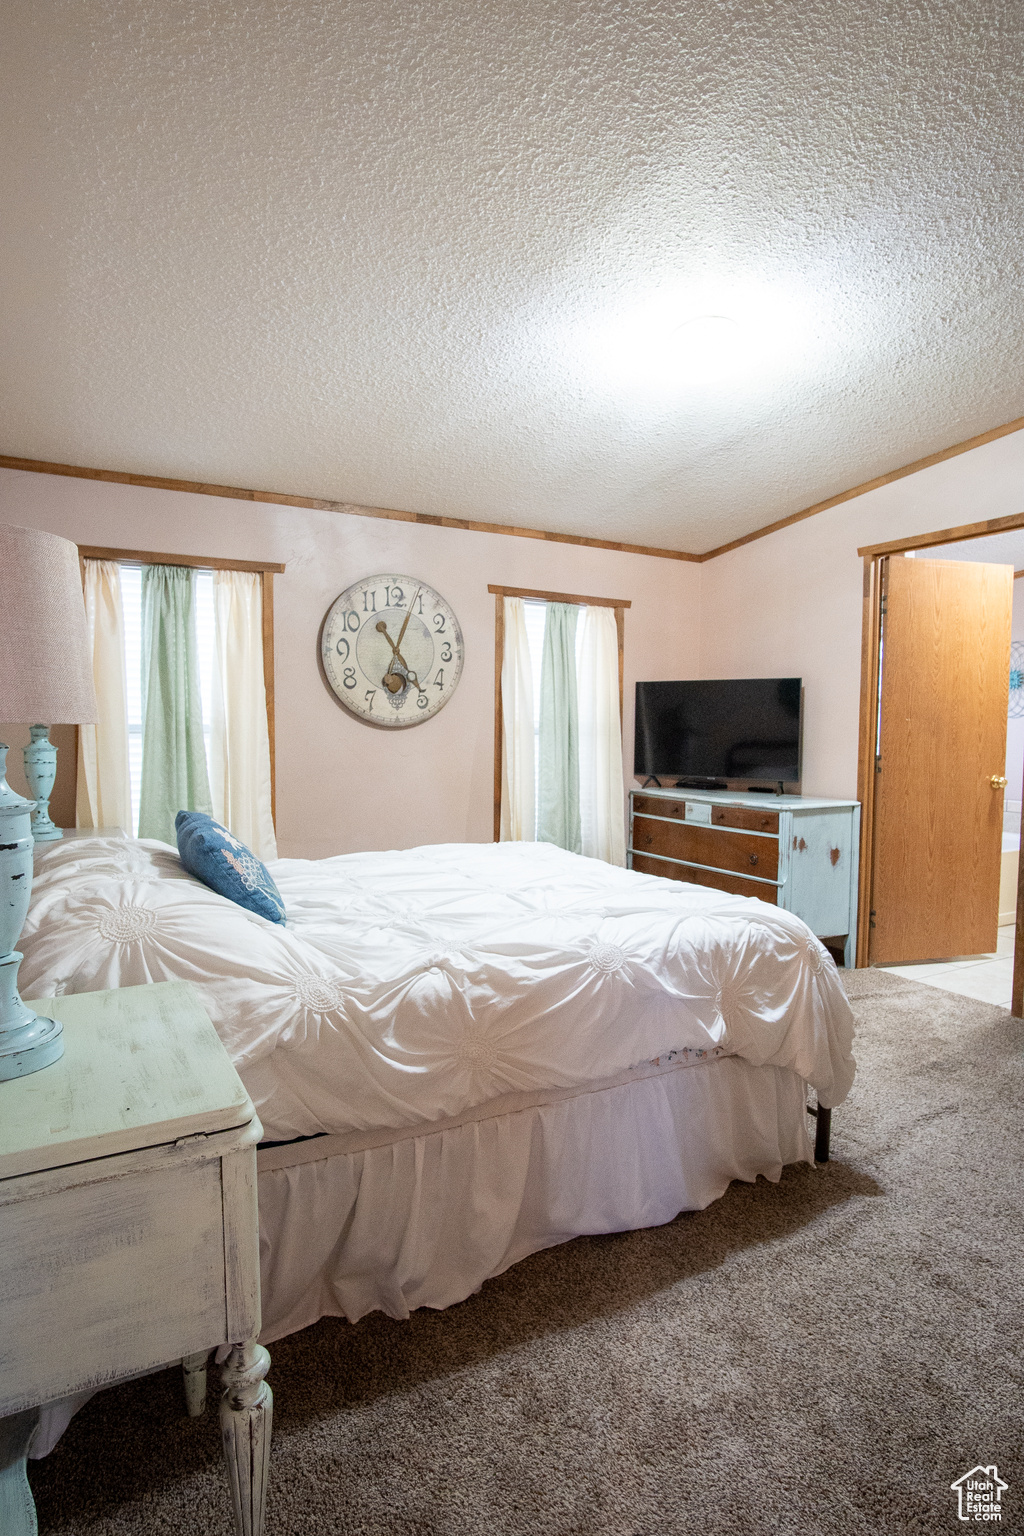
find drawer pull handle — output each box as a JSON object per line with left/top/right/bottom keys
{"left": 749, "top": 854, "right": 759, "bottom": 866}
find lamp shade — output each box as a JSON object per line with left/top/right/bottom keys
{"left": 0, "top": 524, "right": 98, "bottom": 723}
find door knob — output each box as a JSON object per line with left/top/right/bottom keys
{"left": 991, "top": 775, "right": 1008, "bottom": 789}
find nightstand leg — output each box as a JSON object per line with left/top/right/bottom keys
{"left": 220, "top": 1340, "right": 272, "bottom": 1536}
{"left": 183, "top": 1350, "right": 210, "bottom": 1417}
{"left": 0, "top": 1410, "right": 39, "bottom": 1536}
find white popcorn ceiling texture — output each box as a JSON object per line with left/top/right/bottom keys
{"left": 1, "top": 1, "right": 1022, "bottom": 553}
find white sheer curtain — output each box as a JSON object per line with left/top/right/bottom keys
{"left": 210, "top": 569, "right": 277, "bottom": 860}
{"left": 577, "top": 605, "right": 626, "bottom": 865}
{"left": 76, "top": 559, "right": 132, "bottom": 830}
{"left": 499, "top": 596, "right": 536, "bottom": 841}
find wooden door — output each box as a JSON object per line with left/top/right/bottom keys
{"left": 870, "top": 556, "right": 1012, "bottom": 964}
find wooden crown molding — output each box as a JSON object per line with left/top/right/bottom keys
{"left": 0, "top": 455, "right": 698, "bottom": 564}
{"left": 5, "top": 411, "right": 1024, "bottom": 569}
{"left": 695, "top": 413, "right": 1024, "bottom": 562}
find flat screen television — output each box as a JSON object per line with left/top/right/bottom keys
{"left": 634, "top": 678, "right": 802, "bottom": 789}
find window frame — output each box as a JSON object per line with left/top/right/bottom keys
{"left": 487, "top": 583, "right": 630, "bottom": 843}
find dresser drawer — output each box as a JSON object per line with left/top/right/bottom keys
{"left": 631, "top": 796, "right": 779, "bottom": 835}
{"left": 710, "top": 805, "right": 779, "bottom": 833}
{"left": 0, "top": 1154, "right": 230, "bottom": 1413}
{"left": 630, "top": 853, "right": 779, "bottom": 904}
{"left": 633, "top": 794, "right": 686, "bottom": 819}
{"left": 632, "top": 815, "right": 779, "bottom": 880}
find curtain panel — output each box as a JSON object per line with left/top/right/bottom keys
{"left": 537, "top": 603, "right": 581, "bottom": 853}
{"left": 138, "top": 564, "right": 212, "bottom": 843}
{"left": 499, "top": 597, "right": 536, "bottom": 841}
{"left": 210, "top": 569, "right": 277, "bottom": 860}
{"left": 577, "top": 606, "right": 626, "bottom": 865}
{"left": 76, "top": 560, "right": 132, "bottom": 831}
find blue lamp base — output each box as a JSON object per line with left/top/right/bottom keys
{"left": 0, "top": 743, "right": 63, "bottom": 1081}
{"left": 0, "top": 958, "right": 63, "bottom": 1080}
{"left": 23, "top": 724, "right": 63, "bottom": 842}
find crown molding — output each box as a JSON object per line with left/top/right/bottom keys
{"left": 0, "top": 455, "right": 699, "bottom": 563}
{"left": 5, "top": 412, "right": 1024, "bottom": 568}
{"left": 695, "top": 413, "right": 1024, "bottom": 562}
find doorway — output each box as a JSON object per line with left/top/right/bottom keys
{"left": 858, "top": 522, "right": 1024, "bottom": 1013}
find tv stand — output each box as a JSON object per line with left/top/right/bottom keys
{"left": 628, "top": 787, "right": 860, "bottom": 968}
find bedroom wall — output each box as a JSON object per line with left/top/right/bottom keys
{"left": 697, "top": 428, "right": 1024, "bottom": 799}
{"left": 0, "top": 466, "right": 700, "bottom": 859}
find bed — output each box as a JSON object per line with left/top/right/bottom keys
{"left": 19, "top": 833, "right": 855, "bottom": 1351}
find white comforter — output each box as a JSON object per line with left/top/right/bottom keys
{"left": 19, "top": 836, "right": 855, "bottom": 1142}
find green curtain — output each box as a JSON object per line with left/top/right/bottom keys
{"left": 138, "top": 565, "right": 212, "bottom": 842}
{"left": 537, "top": 602, "right": 581, "bottom": 852}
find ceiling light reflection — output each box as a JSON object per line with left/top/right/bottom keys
{"left": 583, "top": 281, "right": 817, "bottom": 395}
{"left": 671, "top": 315, "right": 746, "bottom": 380}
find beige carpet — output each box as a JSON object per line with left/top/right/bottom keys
{"left": 31, "top": 970, "right": 1024, "bottom": 1535}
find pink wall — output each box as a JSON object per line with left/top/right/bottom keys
{"left": 7, "top": 427, "right": 1022, "bottom": 849}
{"left": 698, "top": 430, "right": 1024, "bottom": 799}
{"left": 0, "top": 467, "right": 700, "bottom": 858}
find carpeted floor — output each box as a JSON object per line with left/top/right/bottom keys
{"left": 30, "top": 970, "right": 1024, "bottom": 1535}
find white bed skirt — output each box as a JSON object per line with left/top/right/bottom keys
{"left": 256, "top": 1055, "right": 814, "bottom": 1343}
{"left": 32, "top": 1056, "right": 812, "bottom": 1457}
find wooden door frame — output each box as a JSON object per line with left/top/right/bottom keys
{"left": 857, "top": 511, "right": 1024, "bottom": 1012}
{"left": 855, "top": 555, "right": 884, "bottom": 968}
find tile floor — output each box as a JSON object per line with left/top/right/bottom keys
{"left": 878, "top": 924, "right": 1015, "bottom": 1008}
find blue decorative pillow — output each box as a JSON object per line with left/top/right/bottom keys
{"left": 175, "top": 811, "right": 286, "bottom": 924}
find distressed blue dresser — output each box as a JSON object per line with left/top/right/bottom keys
{"left": 628, "top": 789, "right": 861, "bottom": 968}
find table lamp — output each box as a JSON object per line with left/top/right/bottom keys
{"left": 0, "top": 523, "right": 97, "bottom": 1080}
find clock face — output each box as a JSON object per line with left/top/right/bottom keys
{"left": 321, "top": 574, "right": 465, "bottom": 727}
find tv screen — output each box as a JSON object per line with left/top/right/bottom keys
{"left": 634, "top": 678, "right": 802, "bottom": 784}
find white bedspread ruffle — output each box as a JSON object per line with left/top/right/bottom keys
{"left": 256, "top": 1053, "right": 814, "bottom": 1337}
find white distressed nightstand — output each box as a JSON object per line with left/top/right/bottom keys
{"left": 0, "top": 982, "right": 271, "bottom": 1536}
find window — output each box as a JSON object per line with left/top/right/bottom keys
{"left": 490, "top": 583, "right": 629, "bottom": 864}
{"left": 77, "top": 547, "right": 283, "bottom": 858}
{"left": 119, "top": 565, "right": 218, "bottom": 836}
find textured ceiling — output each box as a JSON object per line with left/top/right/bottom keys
{"left": 2, "top": 1, "right": 1023, "bottom": 553}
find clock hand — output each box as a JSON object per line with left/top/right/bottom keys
{"left": 375, "top": 620, "right": 409, "bottom": 670}
{"left": 395, "top": 588, "right": 421, "bottom": 652}
{"left": 375, "top": 620, "right": 427, "bottom": 693}
{"left": 386, "top": 591, "right": 425, "bottom": 689}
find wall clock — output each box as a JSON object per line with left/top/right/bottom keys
{"left": 321, "top": 573, "right": 464, "bottom": 727}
